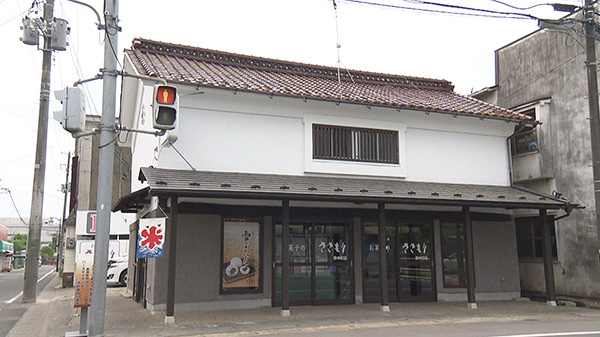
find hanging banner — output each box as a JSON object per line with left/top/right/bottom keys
{"left": 73, "top": 252, "right": 93, "bottom": 308}
{"left": 221, "top": 219, "right": 260, "bottom": 291}
{"left": 137, "top": 218, "right": 166, "bottom": 259}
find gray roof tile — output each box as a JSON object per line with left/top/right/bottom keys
{"left": 125, "top": 38, "right": 533, "bottom": 123}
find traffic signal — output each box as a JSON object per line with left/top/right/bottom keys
{"left": 152, "top": 84, "right": 178, "bottom": 130}
{"left": 53, "top": 86, "right": 85, "bottom": 133}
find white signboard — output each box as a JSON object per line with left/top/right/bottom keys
{"left": 76, "top": 239, "right": 128, "bottom": 262}
{"left": 75, "top": 211, "right": 135, "bottom": 236}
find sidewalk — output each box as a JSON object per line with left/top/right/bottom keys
{"left": 8, "top": 273, "right": 600, "bottom": 337}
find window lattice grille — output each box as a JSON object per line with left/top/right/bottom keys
{"left": 313, "top": 124, "right": 399, "bottom": 164}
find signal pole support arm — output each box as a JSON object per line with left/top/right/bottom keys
{"left": 65, "top": 0, "right": 102, "bottom": 28}
{"left": 120, "top": 71, "right": 167, "bottom": 84}
{"left": 71, "top": 126, "right": 166, "bottom": 138}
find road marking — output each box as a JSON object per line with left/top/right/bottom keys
{"left": 6, "top": 269, "right": 54, "bottom": 304}
{"left": 492, "top": 332, "right": 600, "bottom": 337}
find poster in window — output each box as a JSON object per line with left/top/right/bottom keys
{"left": 222, "top": 219, "right": 260, "bottom": 291}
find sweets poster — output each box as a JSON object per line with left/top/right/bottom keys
{"left": 222, "top": 219, "right": 260, "bottom": 290}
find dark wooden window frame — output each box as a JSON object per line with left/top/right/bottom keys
{"left": 515, "top": 215, "right": 557, "bottom": 261}
{"left": 313, "top": 124, "right": 399, "bottom": 164}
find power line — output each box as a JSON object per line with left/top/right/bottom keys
{"left": 338, "top": 0, "right": 536, "bottom": 20}
{"left": 1, "top": 188, "right": 29, "bottom": 226}
{"left": 486, "top": 0, "right": 553, "bottom": 11}
{"left": 400, "top": 0, "right": 539, "bottom": 19}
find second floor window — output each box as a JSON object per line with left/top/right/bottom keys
{"left": 510, "top": 108, "right": 538, "bottom": 156}
{"left": 312, "top": 124, "right": 399, "bottom": 164}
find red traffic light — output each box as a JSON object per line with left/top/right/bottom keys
{"left": 156, "top": 86, "right": 176, "bottom": 105}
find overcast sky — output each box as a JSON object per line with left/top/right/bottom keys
{"left": 0, "top": 0, "right": 583, "bottom": 220}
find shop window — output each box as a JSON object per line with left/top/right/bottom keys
{"left": 510, "top": 108, "right": 538, "bottom": 156}
{"left": 220, "top": 217, "right": 262, "bottom": 294}
{"left": 313, "top": 124, "right": 399, "bottom": 164}
{"left": 440, "top": 223, "right": 467, "bottom": 288}
{"left": 515, "top": 216, "right": 557, "bottom": 260}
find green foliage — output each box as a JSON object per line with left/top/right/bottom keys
{"left": 40, "top": 245, "right": 54, "bottom": 258}
{"left": 10, "top": 233, "right": 27, "bottom": 254}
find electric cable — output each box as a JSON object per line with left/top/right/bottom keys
{"left": 103, "top": 8, "right": 123, "bottom": 71}
{"left": 1, "top": 188, "right": 29, "bottom": 226}
{"left": 486, "top": 0, "right": 554, "bottom": 11}
{"left": 339, "top": 0, "right": 535, "bottom": 20}
{"left": 0, "top": 8, "right": 28, "bottom": 27}
{"left": 401, "top": 0, "right": 539, "bottom": 19}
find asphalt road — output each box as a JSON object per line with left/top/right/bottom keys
{"left": 0, "top": 265, "right": 55, "bottom": 337}
{"left": 277, "top": 319, "right": 600, "bottom": 337}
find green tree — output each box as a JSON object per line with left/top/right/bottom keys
{"left": 10, "top": 233, "right": 27, "bottom": 254}
{"left": 40, "top": 245, "right": 54, "bottom": 259}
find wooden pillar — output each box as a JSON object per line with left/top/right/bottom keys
{"left": 281, "top": 199, "right": 291, "bottom": 316}
{"left": 463, "top": 206, "right": 477, "bottom": 309}
{"left": 165, "top": 196, "right": 178, "bottom": 323}
{"left": 540, "top": 209, "right": 557, "bottom": 306}
{"left": 378, "top": 202, "right": 389, "bottom": 311}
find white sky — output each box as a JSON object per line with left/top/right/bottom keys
{"left": 0, "top": 0, "right": 582, "bottom": 219}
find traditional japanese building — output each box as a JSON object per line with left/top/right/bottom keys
{"left": 114, "top": 38, "right": 576, "bottom": 321}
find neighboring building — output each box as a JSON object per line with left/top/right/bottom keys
{"left": 0, "top": 239, "right": 13, "bottom": 271}
{"left": 0, "top": 225, "right": 8, "bottom": 241}
{"left": 60, "top": 115, "right": 132, "bottom": 287}
{"left": 472, "top": 20, "right": 600, "bottom": 298}
{"left": 114, "top": 38, "right": 574, "bottom": 317}
{"left": 0, "top": 217, "right": 59, "bottom": 246}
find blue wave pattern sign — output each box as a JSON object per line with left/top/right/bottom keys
{"left": 137, "top": 218, "right": 166, "bottom": 258}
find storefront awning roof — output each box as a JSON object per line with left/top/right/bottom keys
{"left": 0, "top": 241, "right": 14, "bottom": 253}
{"left": 114, "top": 167, "right": 576, "bottom": 212}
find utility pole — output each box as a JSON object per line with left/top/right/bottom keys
{"left": 22, "top": 0, "right": 54, "bottom": 303}
{"left": 89, "top": 0, "right": 119, "bottom": 335}
{"left": 56, "top": 152, "right": 71, "bottom": 273}
{"left": 583, "top": 0, "right": 600, "bottom": 262}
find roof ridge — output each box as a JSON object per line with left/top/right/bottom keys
{"left": 129, "top": 37, "right": 454, "bottom": 91}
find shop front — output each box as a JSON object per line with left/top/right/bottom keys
{"left": 115, "top": 167, "right": 576, "bottom": 320}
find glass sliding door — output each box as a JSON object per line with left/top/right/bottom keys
{"left": 274, "top": 221, "right": 312, "bottom": 305}
{"left": 274, "top": 219, "right": 353, "bottom": 306}
{"left": 397, "top": 223, "right": 436, "bottom": 302}
{"left": 362, "top": 223, "right": 397, "bottom": 303}
{"left": 362, "top": 220, "right": 436, "bottom": 303}
{"left": 314, "top": 222, "right": 353, "bottom": 304}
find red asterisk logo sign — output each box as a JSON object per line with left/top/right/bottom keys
{"left": 140, "top": 225, "right": 163, "bottom": 250}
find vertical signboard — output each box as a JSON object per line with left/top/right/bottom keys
{"left": 74, "top": 252, "right": 93, "bottom": 307}
{"left": 137, "top": 218, "right": 166, "bottom": 259}
{"left": 221, "top": 218, "right": 260, "bottom": 292}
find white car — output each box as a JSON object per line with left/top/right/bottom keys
{"left": 107, "top": 255, "right": 128, "bottom": 286}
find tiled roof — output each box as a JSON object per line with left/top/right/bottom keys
{"left": 125, "top": 38, "right": 532, "bottom": 123}
{"left": 113, "top": 167, "right": 571, "bottom": 211}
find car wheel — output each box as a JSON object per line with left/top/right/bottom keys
{"left": 119, "top": 269, "right": 128, "bottom": 286}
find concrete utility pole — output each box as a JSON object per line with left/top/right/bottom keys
{"left": 88, "top": 0, "right": 119, "bottom": 335}
{"left": 583, "top": 0, "right": 600, "bottom": 261}
{"left": 22, "top": 0, "right": 54, "bottom": 303}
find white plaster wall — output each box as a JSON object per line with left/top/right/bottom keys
{"left": 126, "top": 82, "right": 514, "bottom": 191}
{"left": 406, "top": 128, "right": 510, "bottom": 185}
